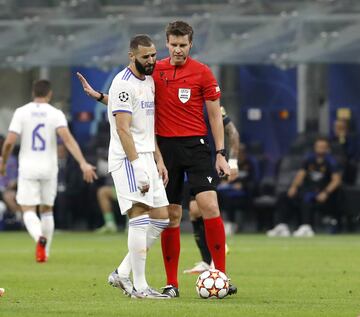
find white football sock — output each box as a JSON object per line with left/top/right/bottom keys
{"left": 117, "top": 218, "right": 169, "bottom": 278}
{"left": 23, "top": 211, "right": 42, "bottom": 242}
{"left": 128, "top": 215, "right": 149, "bottom": 292}
{"left": 147, "top": 218, "right": 169, "bottom": 248}
{"left": 40, "top": 211, "right": 54, "bottom": 257}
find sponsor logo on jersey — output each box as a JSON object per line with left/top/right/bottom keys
{"left": 178, "top": 88, "right": 191, "bottom": 103}
{"left": 140, "top": 100, "right": 155, "bottom": 116}
{"left": 140, "top": 101, "right": 154, "bottom": 109}
{"left": 215, "top": 86, "right": 220, "bottom": 92}
{"left": 207, "top": 176, "right": 213, "bottom": 183}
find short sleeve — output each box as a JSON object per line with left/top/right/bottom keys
{"left": 55, "top": 110, "right": 68, "bottom": 129}
{"left": 8, "top": 109, "right": 22, "bottom": 135}
{"left": 201, "top": 65, "right": 221, "bottom": 101}
{"left": 110, "top": 80, "right": 135, "bottom": 115}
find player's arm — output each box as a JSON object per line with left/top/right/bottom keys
{"left": 0, "top": 132, "right": 17, "bottom": 176}
{"left": 56, "top": 127, "right": 97, "bottom": 183}
{"left": 114, "top": 112, "right": 150, "bottom": 193}
{"left": 287, "top": 169, "right": 306, "bottom": 197}
{"left": 206, "top": 99, "right": 230, "bottom": 177}
{"left": 76, "top": 72, "right": 108, "bottom": 106}
{"left": 225, "top": 121, "right": 240, "bottom": 161}
{"left": 154, "top": 138, "right": 168, "bottom": 186}
{"left": 115, "top": 112, "right": 138, "bottom": 161}
{"left": 317, "top": 172, "right": 341, "bottom": 203}
{"left": 224, "top": 120, "right": 240, "bottom": 181}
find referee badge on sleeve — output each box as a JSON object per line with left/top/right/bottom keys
{"left": 178, "top": 88, "right": 191, "bottom": 104}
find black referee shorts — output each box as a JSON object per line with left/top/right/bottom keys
{"left": 157, "top": 135, "right": 219, "bottom": 205}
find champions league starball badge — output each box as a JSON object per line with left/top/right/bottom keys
{"left": 119, "top": 91, "right": 129, "bottom": 102}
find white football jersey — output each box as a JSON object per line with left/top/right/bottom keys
{"left": 8, "top": 102, "right": 68, "bottom": 179}
{"left": 107, "top": 67, "right": 155, "bottom": 172}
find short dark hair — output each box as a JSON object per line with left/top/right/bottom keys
{"left": 129, "top": 34, "right": 153, "bottom": 51}
{"left": 166, "top": 20, "right": 193, "bottom": 42}
{"left": 33, "top": 80, "right": 51, "bottom": 97}
{"left": 315, "top": 136, "right": 329, "bottom": 145}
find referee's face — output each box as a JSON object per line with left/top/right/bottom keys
{"left": 133, "top": 44, "right": 157, "bottom": 75}
{"left": 167, "top": 34, "right": 192, "bottom": 66}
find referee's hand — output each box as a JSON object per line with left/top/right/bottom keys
{"left": 156, "top": 160, "right": 169, "bottom": 187}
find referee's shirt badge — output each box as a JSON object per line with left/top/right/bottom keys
{"left": 178, "top": 88, "right": 191, "bottom": 103}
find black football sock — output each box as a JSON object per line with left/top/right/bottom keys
{"left": 191, "top": 217, "right": 212, "bottom": 265}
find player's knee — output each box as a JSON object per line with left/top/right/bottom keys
{"left": 168, "top": 205, "right": 182, "bottom": 226}
{"left": 97, "top": 186, "right": 106, "bottom": 199}
{"left": 40, "top": 205, "right": 53, "bottom": 213}
{"left": 199, "top": 201, "right": 220, "bottom": 219}
{"left": 189, "top": 200, "right": 201, "bottom": 220}
{"left": 2, "top": 190, "right": 14, "bottom": 202}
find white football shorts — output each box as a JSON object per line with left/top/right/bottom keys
{"left": 16, "top": 177, "right": 57, "bottom": 206}
{"left": 111, "top": 152, "right": 169, "bottom": 215}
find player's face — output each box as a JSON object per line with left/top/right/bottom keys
{"left": 166, "top": 34, "right": 192, "bottom": 66}
{"left": 133, "top": 44, "right": 157, "bottom": 75}
{"left": 314, "top": 140, "right": 329, "bottom": 157}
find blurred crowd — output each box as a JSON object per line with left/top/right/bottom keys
{"left": 1, "top": 117, "right": 359, "bottom": 235}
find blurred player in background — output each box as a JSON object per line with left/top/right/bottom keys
{"left": 0, "top": 79, "right": 97, "bottom": 262}
{"left": 184, "top": 106, "right": 240, "bottom": 274}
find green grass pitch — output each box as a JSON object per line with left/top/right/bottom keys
{"left": 1, "top": 232, "right": 360, "bottom": 317}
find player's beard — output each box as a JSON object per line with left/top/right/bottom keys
{"left": 135, "top": 58, "right": 155, "bottom": 75}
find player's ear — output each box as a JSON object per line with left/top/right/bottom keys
{"left": 128, "top": 51, "right": 135, "bottom": 63}
{"left": 48, "top": 90, "right": 53, "bottom": 101}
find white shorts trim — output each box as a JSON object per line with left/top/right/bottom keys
{"left": 16, "top": 177, "right": 57, "bottom": 206}
{"left": 111, "top": 152, "right": 169, "bottom": 215}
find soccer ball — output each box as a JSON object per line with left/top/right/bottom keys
{"left": 196, "top": 269, "right": 229, "bottom": 299}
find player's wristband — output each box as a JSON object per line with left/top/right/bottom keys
{"left": 97, "top": 91, "right": 104, "bottom": 102}
{"left": 228, "top": 159, "right": 238, "bottom": 170}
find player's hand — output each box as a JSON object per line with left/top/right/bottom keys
{"left": 0, "top": 158, "right": 6, "bottom": 177}
{"left": 227, "top": 168, "right": 239, "bottom": 182}
{"left": 216, "top": 155, "right": 231, "bottom": 177}
{"left": 131, "top": 158, "right": 150, "bottom": 194}
{"left": 80, "top": 162, "right": 98, "bottom": 183}
{"left": 156, "top": 159, "right": 169, "bottom": 187}
{"left": 316, "top": 191, "right": 328, "bottom": 203}
{"left": 76, "top": 72, "right": 101, "bottom": 100}
{"left": 287, "top": 186, "right": 297, "bottom": 198}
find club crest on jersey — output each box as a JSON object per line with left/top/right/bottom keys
{"left": 119, "top": 91, "right": 129, "bottom": 102}
{"left": 178, "top": 88, "right": 191, "bottom": 104}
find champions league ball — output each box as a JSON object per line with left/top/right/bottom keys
{"left": 196, "top": 269, "right": 229, "bottom": 299}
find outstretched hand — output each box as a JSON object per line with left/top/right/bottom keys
{"left": 76, "top": 72, "right": 100, "bottom": 100}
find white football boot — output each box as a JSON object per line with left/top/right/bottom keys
{"left": 131, "top": 287, "right": 171, "bottom": 299}
{"left": 183, "top": 261, "right": 211, "bottom": 274}
{"left": 108, "top": 270, "right": 133, "bottom": 296}
{"left": 266, "top": 223, "right": 291, "bottom": 237}
{"left": 293, "top": 224, "right": 315, "bottom": 237}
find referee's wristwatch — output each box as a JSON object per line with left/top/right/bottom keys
{"left": 215, "top": 149, "right": 226, "bottom": 157}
